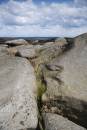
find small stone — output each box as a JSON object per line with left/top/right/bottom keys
{"left": 42, "top": 94, "right": 49, "bottom": 102}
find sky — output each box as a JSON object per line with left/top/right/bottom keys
{"left": 0, "top": 0, "right": 87, "bottom": 37}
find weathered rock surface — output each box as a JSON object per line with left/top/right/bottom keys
{"left": 0, "top": 55, "right": 38, "bottom": 130}
{"left": 5, "top": 39, "right": 28, "bottom": 46}
{"left": 0, "top": 45, "right": 8, "bottom": 56}
{"left": 37, "top": 33, "right": 87, "bottom": 128}
{"left": 47, "top": 33, "right": 87, "bottom": 102}
{"left": 55, "top": 38, "right": 68, "bottom": 46}
{"left": 15, "top": 45, "right": 37, "bottom": 58}
{"left": 7, "top": 47, "right": 18, "bottom": 56}
{"left": 0, "top": 33, "right": 87, "bottom": 130}
{"left": 32, "top": 41, "right": 66, "bottom": 69}
{"left": 42, "top": 33, "right": 87, "bottom": 103}
{"left": 43, "top": 113, "right": 86, "bottom": 130}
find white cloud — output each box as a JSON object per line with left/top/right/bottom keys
{"left": 0, "top": 0, "right": 87, "bottom": 37}
{"left": 75, "top": 0, "right": 87, "bottom": 6}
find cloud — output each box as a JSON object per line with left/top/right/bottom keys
{"left": 74, "top": 0, "right": 87, "bottom": 6}
{"left": 0, "top": 0, "right": 87, "bottom": 37}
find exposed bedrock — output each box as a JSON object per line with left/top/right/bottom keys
{"left": 0, "top": 55, "right": 38, "bottom": 130}
{"left": 35, "top": 33, "right": 87, "bottom": 129}
{"left": 0, "top": 33, "right": 87, "bottom": 130}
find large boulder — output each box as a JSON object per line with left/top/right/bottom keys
{"left": 41, "top": 33, "right": 87, "bottom": 128}
{"left": 48, "top": 33, "right": 87, "bottom": 103}
{"left": 43, "top": 113, "right": 86, "bottom": 130}
{"left": 42, "top": 33, "right": 87, "bottom": 103}
{"left": 61, "top": 35, "right": 86, "bottom": 99}
{"left": 0, "top": 55, "right": 38, "bottom": 130}
{"left": 5, "top": 39, "right": 28, "bottom": 46}
{"left": 15, "top": 45, "right": 37, "bottom": 59}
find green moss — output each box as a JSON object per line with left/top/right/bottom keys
{"left": 35, "top": 65, "right": 46, "bottom": 130}
{"left": 37, "top": 79, "right": 46, "bottom": 101}
{"left": 36, "top": 65, "right": 46, "bottom": 100}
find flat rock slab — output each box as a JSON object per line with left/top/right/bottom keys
{"left": 0, "top": 55, "right": 38, "bottom": 130}
{"left": 5, "top": 39, "right": 28, "bottom": 46}
{"left": 43, "top": 113, "right": 86, "bottom": 130}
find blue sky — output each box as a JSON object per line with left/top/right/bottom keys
{"left": 0, "top": 0, "right": 73, "bottom": 4}
{"left": 33, "top": 0, "right": 73, "bottom": 4}
{"left": 0, "top": 0, "right": 87, "bottom": 37}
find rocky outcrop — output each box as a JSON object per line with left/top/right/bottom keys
{"left": 5, "top": 39, "right": 28, "bottom": 46}
{"left": 0, "top": 55, "right": 38, "bottom": 130}
{"left": 0, "top": 33, "right": 87, "bottom": 130}
{"left": 32, "top": 41, "right": 66, "bottom": 70}
{"left": 34, "top": 33, "right": 87, "bottom": 128}
{"left": 43, "top": 113, "right": 86, "bottom": 130}
{"left": 42, "top": 32, "right": 87, "bottom": 104}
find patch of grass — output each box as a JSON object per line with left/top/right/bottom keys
{"left": 36, "top": 81, "right": 46, "bottom": 130}
{"left": 35, "top": 64, "right": 46, "bottom": 105}
{"left": 35, "top": 65, "right": 46, "bottom": 130}
{"left": 37, "top": 79, "right": 46, "bottom": 101}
